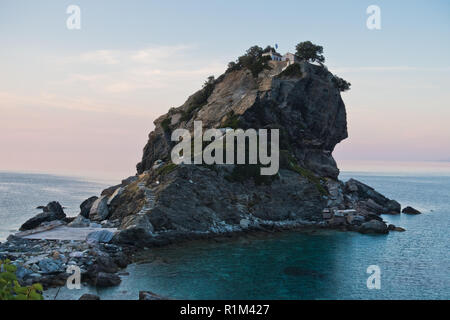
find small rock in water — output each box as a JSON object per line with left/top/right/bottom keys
{"left": 79, "top": 293, "right": 100, "bottom": 300}
{"left": 402, "top": 206, "right": 422, "bottom": 215}
{"left": 359, "top": 220, "right": 388, "bottom": 234}
{"left": 139, "top": 291, "right": 169, "bottom": 300}
{"left": 20, "top": 201, "right": 66, "bottom": 231}
{"left": 95, "top": 272, "right": 121, "bottom": 287}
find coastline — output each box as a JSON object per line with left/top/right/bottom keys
{"left": 1, "top": 169, "right": 448, "bottom": 299}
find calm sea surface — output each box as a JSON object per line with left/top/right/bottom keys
{"left": 0, "top": 171, "right": 110, "bottom": 241}
{"left": 1, "top": 170, "right": 448, "bottom": 299}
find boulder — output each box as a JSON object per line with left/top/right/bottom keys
{"left": 345, "top": 179, "right": 401, "bottom": 214}
{"left": 402, "top": 206, "right": 421, "bottom": 215}
{"left": 346, "top": 214, "right": 365, "bottom": 225}
{"left": 121, "top": 175, "right": 138, "bottom": 186}
{"left": 20, "top": 201, "right": 66, "bottom": 231}
{"left": 15, "top": 265, "right": 33, "bottom": 280}
{"left": 328, "top": 215, "right": 346, "bottom": 226}
{"left": 101, "top": 185, "right": 121, "bottom": 197}
{"left": 107, "top": 187, "right": 124, "bottom": 206}
{"left": 359, "top": 220, "right": 388, "bottom": 234}
{"left": 363, "top": 199, "right": 385, "bottom": 214}
{"left": 38, "top": 258, "right": 65, "bottom": 274}
{"left": 95, "top": 272, "right": 121, "bottom": 287}
{"left": 388, "top": 224, "right": 406, "bottom": 232}
{"left": 80, "top": 196, "right": 98, "bottom": 218}
{"left": 113, "top": 252, "right": 130, "bottom": 269}
{"left": 95, "top": 255, "right": 119, "bottom": 274}
{"left": 68, "top": 215, "right": 91, "bottom": 228}
{"left": 112, "top": 215, "right": 154, "bottom": 246}
{"left": 79, "top": 293, "right": 100, "bottom": 300}
{"left": 385, "top": 199, "right": 402, "bottom": 214}
{"left": 43, "top": 201, "right": 65, "bottom": 216}
{"left": 139, "top": 291, "right": 169, "bottom": 300}
{"left": 86, "top": 230, "right": 115, "bottom": 244}
{"left": 89, "top": 196, "right": 109, "bottom": 221}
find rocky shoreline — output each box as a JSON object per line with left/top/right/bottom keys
{"left": 0, "top": 182, "right": 418, "bottom": 300}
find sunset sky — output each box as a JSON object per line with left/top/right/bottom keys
{"left": 1, "top": 0, "right": 449, "bottom": 180}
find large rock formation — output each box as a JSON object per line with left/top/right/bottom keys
{"left": 20, "top": 201, "right": 66, "bottom": 231}
{"left": 137, "top": 61, "right": 347, "bottom": 179}
{"left": 78, "top": 58, "right": 403, "bottom": 245}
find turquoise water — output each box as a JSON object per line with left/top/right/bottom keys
{"left": 44, "top": 171, "right": 449, "bottom": 300}
{"left": 0, "top": 171, "right": 109, "bottom": 241}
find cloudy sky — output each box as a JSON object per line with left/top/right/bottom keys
{"left": 0, "top": 0, "right": 449, "bottom": 180}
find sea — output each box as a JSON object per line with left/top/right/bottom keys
{"left": 0, "top": 163, "right": 449, "bottom": 300}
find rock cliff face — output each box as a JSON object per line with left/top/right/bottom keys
{"left": 137, "top": 61, "right": 347, "bottom": 179}
{"left": 78, "top": 59, "right": 401, "bottom": 246}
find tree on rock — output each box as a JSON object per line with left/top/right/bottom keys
{"left": 227, "top": 45, "right": 271, "bottom": 77}
{"left": 295, "top": 41, "right": 325, "bottom": 63}
{"left": 333, "top": 75, "right": 351, "bottom": 92}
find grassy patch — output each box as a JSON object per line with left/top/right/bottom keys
{"left": 156, "top": 162, "right": 177, "bottom": 176}
{"left": 279, "top": 150, "right": 328, "bottom": 196}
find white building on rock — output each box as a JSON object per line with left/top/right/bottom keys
{"left": 282, "top": 52, "right": 298, "bottom": 64}
{"left": 263, "top": 50, "right": 299, "bottom": 66}
{"left": 262, "top": 49, "right": 282, "bottom": 61}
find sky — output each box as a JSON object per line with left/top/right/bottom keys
{"left": 0, "top": 0, "right": 449, "bottom": 180}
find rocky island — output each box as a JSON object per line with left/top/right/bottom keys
{"left": 0, "top": 44, "right": 416, "bottom": 299}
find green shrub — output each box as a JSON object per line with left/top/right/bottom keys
{"left": 278, "top": 63, "right": 303, "bottom": 78}
{"left": 226, "top": 45, "right": 272, "bottom": 77}
{"left": 181, "top": 76, "right": 216, "bottom": 122}
{"left": 295, "top": 41, "right": 325, "bottom": 63}
{"left": 0, "top": 259, "right": 43, "bottom": 300}
{"left": 332, "top": 75, "right": 351, "bottom": 92}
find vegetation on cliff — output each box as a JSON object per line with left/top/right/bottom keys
{"left": 226, "top": 45, "right": 272, "bottom": 77}
{"left": 0, "top": 259, "right": 43, "bottom": 300}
